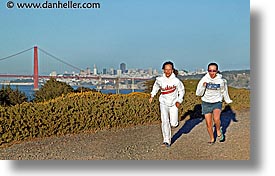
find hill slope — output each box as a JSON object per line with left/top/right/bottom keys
{"left": 179, "top": 70, "right": 250, "bottom": 89}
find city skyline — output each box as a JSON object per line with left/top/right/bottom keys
{"left": 0, "top": 0, "right": 250, "bottom": 75}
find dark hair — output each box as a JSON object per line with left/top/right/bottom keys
{"left": 208, "top": 62, "right": 218, "bottom": 70}
{"left": 173, "top": 69, "right": 179, "bottom": 76}
{"left": 207, "top": 62, "right": 220, "bottom": 73}
{"left": 162, "top": 61, "right": 174, "bottom": 70}
{"left": 162, "top": 61, "right": 178, "bottom": 76}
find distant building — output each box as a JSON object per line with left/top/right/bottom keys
{"left": 102, "top": 68, "right": 107, "bottom": 74}
{"left": 93, "top": 64, "right": 97, "bottom": 75}
{"left": 153, "top": 69, "right": 158, "bottom": 75}
{"left": 120, "top": 63, "right": 126, "bottom": 73}
{"left": 80, "top": 70, "right": 86, "bottom": 76}
{"left": 86, "top": 67, "right": 91, "bottom": 75}
{"left": 109, "top": 67, "right": 114, "bottom": 75}
{"left": 148, "top": 67, "right": 153, "bottom": 75}
{"left": 113, "top": 69, "right": 117, "bottom": 75}
{"left": 117, "top": 69, "right": 122, "bottom": 77}
{"left": 50, "top": 71, "right": 57, "bottom": 76}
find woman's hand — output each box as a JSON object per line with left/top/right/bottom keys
{"left": 149, "top": 97, "right": 153, "bottom": 103}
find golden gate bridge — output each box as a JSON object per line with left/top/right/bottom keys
{"left": 0, "top": 46, "right": 151, "bottom": 90}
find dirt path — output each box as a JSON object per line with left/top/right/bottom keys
{"left": 0, "top": 110, "right": 249, "bottom": 160}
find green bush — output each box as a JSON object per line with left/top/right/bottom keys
{"left": 33, "top": 78, "right": 74, "bottom": 102}
{"left": 0, "top": 85, "right": 27, "bottom": 107}
{"left": 0, "top": 92, "right": 159, "bottom": 145}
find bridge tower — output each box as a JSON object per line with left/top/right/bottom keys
{"left": 33, "top": 46, "right": 39, "bottom": 90}
{"left": 131, "top": 78, "right": 135, "bottom": 92}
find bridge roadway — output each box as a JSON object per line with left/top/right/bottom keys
{"left": 0, "top": 74, "right": 152, "bottom": 81}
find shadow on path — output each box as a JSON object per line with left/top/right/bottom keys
{"left": 171, "top": 104, "right": 204, "bottom": 144}
{"left": 171, "top": 104, "right": 238, "bottom": 145}
{"left": 219, "top": 105, "right": 238, "bottom": 138}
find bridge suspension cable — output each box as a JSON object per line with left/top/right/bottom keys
{"left": 0, "top": 47, "right": 33, "bottom": 61}
{"left": 0, "top": 46, "right": 83, "bottom": 72}
{"left": 38, "top": 48, "right": 82, "bottom": 72}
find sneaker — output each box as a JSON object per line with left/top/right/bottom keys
{"left": 172, "top": 124, "right": 179, "bottom": 128}
{"left": 218, "top": 129, "right": 225, "bottom": 142}
{"left": 162, "top": 142, "right": 171, "bottom": 147}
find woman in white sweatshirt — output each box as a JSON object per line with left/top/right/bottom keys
{"left": 196, "top": 62, "right": 232, "bottom": 144}
{"left": 149, "top": 61, "right": 185, "bottom": 147}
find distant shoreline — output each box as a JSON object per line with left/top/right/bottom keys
{"left": 0, "top": 82, "right": 33, "bottom": 86}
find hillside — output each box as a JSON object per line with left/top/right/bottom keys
{"left": 179, "top": 70, "right": 250, "bottom": 89}
{"left": 0, "top": 76, "right": 250, "bottom": 160}
{"left": 0, "top": 79, "right": 249, "bottom": 147}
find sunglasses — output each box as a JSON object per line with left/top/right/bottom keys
{"left": 208, "top": 70, "right": 217, "bottom": 72}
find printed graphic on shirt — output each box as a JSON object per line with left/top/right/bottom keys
{"left": 206, "top": 83, "right": 220, "bottom": 90}
{"left": 161, "top": 85, "right": 176, "bottom": 95}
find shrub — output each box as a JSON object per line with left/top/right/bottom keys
{"left": 0, "top": 79, "right": 250, "bottom": 146}
{"left": 0, "top": 85, "right": 27, "bottom": 107}
{"left": 33, "top": 78, "right": 74, "bottom": 102}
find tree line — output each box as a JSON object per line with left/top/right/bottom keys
{"left": 0, "top": 78, "right": 97, "bottom": 107}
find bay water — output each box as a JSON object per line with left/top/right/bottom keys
{"left": 3, "top": 85, "right": 144, "bottom": 101}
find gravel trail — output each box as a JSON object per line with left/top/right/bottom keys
{"left": 0, "top": 110, "right": 249, "bottom": 160}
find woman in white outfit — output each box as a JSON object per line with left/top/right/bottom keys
{"left": 149, "top": 61, "right": 185, "bottom": 147}
{"left": 196, "top": 63, "right": 232, "bottom": 144}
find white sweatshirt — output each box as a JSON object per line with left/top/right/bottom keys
{"left": 151, "top": 73, "right": 185, "bottom": 107}
{"left": 196, "top": 73, "right": 232, "bottom": 104}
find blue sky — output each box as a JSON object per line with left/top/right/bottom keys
{"left": 0, "top": 0, "right": 250, "bottom": 74}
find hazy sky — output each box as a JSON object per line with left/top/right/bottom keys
{"left": 0, "top": 0, "right": 250, "bottom": 74}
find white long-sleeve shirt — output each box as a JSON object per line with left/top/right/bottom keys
{"left": 151, "top": 73, "right": 185, "bottom": 106}
{"left": 196, "top": 73, "right": 232, "bottom": 104}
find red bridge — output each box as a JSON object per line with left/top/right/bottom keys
{"left": 0, "top": 46, "right": 151, "bottom": 90}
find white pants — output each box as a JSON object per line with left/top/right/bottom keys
{"left": 160, "top": 103, "right": 179, "bottom": 144}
